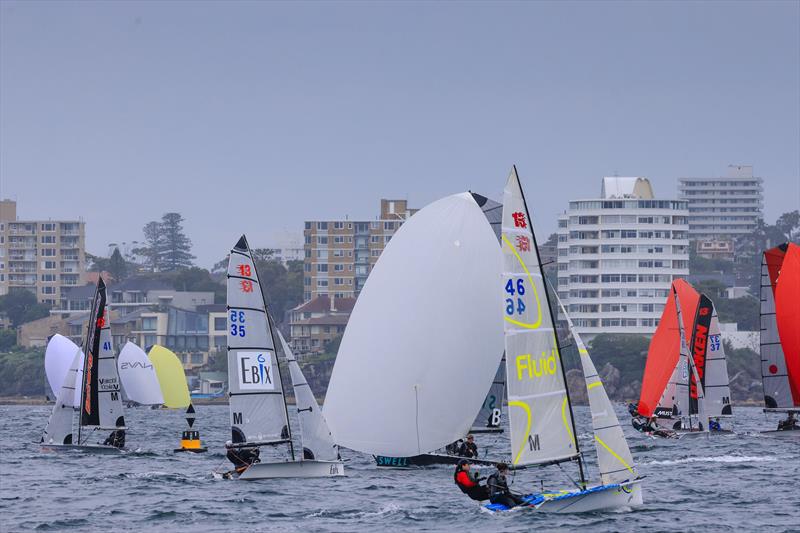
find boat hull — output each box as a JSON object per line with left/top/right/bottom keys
{"left": 40, "top": 443, "right": 124, "bottom": 454}
{"left": 375, "top": 453, "right": 498, "bottom": 469}
{"left": 485, "top": 479, "right": 643, "bottom": 514}
{"left": 760, "top": 428, "right": 800, "bottom": 437}
{"left": 239, "top": 460, "right": 345, "bottom": 480}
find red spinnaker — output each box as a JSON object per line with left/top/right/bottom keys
{"left": 638, "top": 282, "right": 681, "bottom": 417}
{"left": 774, "top": 243, "right": 800, "bottom": 406}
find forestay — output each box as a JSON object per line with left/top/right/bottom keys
{"left": 502, "top": 168, "right": 578, "bottom": 467}
{"left": 555, "top": 296, "right": 637, "bottom": 485}
{"left": 149, "top": 345, "right": 190, "bottom": 409}
{"left": 118, "top": 342, "right": 164, "bottom": 406}
{"left": 42, "top": 349, "right": 82, "bottom": 445}
{"left": 760, "top": 245, "right": 795, "bottom": 408}
{"left": 226, "top": 236, "right": 291, "bottom": 446}
{"left": 324, "top": 193, "right": 503, "bottom": 457}
{"left": 45, "top": 334, "right": 81, "bottom": 400}
{"left": 278, "top": 330, "right": 339, "bottom": 461}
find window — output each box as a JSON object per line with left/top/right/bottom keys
{"left": 317, "top": 236, "right": 328, "bottom": 245}
{"left": 41, "top": 274, "right": 56, "bottom": 282}
{"left": 214, "top": 317, "right": 226, "bottom": 330}
{"left": 41, "top": 286, "right": 56, "bottom": 294}
{"left": 191, "top": 353, "right": 204, "bottom": 364}
{"left": 317, "top": 250, "right": 328, "bottom": 259}
{"left": 385, "top": 235, "right": 392, "bottom": 243}
{"left": 317, "top": 222, "right": 328, "bottom": 230}
{"left": 333, "top": 250, "right": 344, "bottom": 257}
{"left": 41, "top": 223, "right": 56, "bottom": 232}
{"left": 384, "top": 222, "right": 395, "bottom": 230}
{"left": 371, "top": 250, "right": 380, "bottom": 257}
{"left": 41, "top": 248, "right": 56, "bottom": 257}
{"left": 41, "top": 235, "right": 56, "bottom": 244}
{"left": 334, "top": 222, "right": 344, "bottom": 229}
{"left": 334, "top": 278, "right": 343, "bottom": 285}
{"left": 317, "top": 280, "right": 328, "bottom": 287}
{"left": 334, "top": 264, "right": 344, "bottom": 271}
{"left": 316, "top": 264, "right": 328, "bottom": 272}
{"left": 334, "top": 236, "right": 345, "bottom": 244}
{"left": 371, "top": 236, "right": 380, "bottom": 243}
{"left": 42, "top": 261, "right": 56, "bottom": 270}
{"left": 142, "top": 317, "right": 158, "bottom": 331}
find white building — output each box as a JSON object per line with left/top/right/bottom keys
{"left": 557, "top": 177, "right": 690, "bottom": 338}
{"left": 678, "top": 165, "right": 763, "bottom": 242}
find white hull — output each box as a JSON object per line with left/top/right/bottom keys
{"left": 239, "top": 460, "right": 345, "bottom": 480}
{"left": 760, "top": 429, "right": 800, "bottom": 437}
{"left": 40, "top": 443, "right": 124, "bottom": 454}
{"left": 538, "top": 480, "right": 643, "bottom": 513}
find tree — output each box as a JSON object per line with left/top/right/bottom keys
{"left": 172, "top": 267, "right": 225, "bottom": 303}
{"left": 587, "top": 333, "right": 651, "bottom": 385}
{"left": 715, "top": 295, "right": 759, "bottom": 331}
{"left": 133, "top": 221, "right": 167, "bottom": 272}
{"left": 0, "top": 289, "right": 51, "bottom": 327}
{"left": 0, "top": 329, "right": 17, "bottom": 351}
{"left": 107, "top": 247, "right": 129, "bottom": 281}
{"left": 160, "top": 213, "right": 195, "bottom": 271}
{"left": 734, "top": 217, "right": 793, "bottom": 295}
{"left": 776, "top": 210, "right": 800, "bottom": 242}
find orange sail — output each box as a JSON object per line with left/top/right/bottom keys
{"left": 638, "top": 284, "right": 680, "bottom": 417}
{"left": 774, "top": 243, "right": 800, "bottom": 406}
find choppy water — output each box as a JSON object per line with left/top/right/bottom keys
{"left": 1, "top": 404, "right": 797, "bottom": 532}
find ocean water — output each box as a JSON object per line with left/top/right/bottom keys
{"left": 1, "top": 404, "right": 797, "bottom": 532}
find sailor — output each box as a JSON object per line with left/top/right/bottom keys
{"left": 103, "top": 429, "right": 126, "bottom": 449}
{"left": 445, "top": 439, "right": 463, "bottom": 455}
{"left": 458, "top": 435, "right": 479, "bottom": 458}
{"left": 777, "top": 412, "right": 799, "bottom": 431}
{"left": 454, "top": 459, "right": 489, "bottom": 501}
{"left": 487, "top": 463, "right": 525, "bottom": 508}
{"left": 709, "top": 418, "right": 722, "bottom": 432}
{"left": 226, "top": 446, "right": 261, "bottom": 475}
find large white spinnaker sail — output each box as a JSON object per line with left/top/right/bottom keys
{"left": 44, "top": 334, "right": 81, "bottom": 401}
{"left": 324, "top": 193, "right": 503, "bottom": 457}
{"left": 118, "top": 342, "right": 164, "bottom": 406}
{"left": 704, "top": 308, "right": 733, "bottom": 417}
{"left": 226, "top": 236, "right": 292, "bottom": 448}
{"left": 554, "top": 296, "right": 637, "bottom": 485}
{"left": 278, "top": 330, "right": 340, "bottom": 462}
{"left": 502, "top": 167, "right": 579, "bottom": 468}
{"left": 42, "top": 348, "right": 82, "bottom": 445}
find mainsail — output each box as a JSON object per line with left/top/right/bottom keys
{"left": 42, "top": 348, "right": 82, "bottom": 445}
{"left": 704, "top": 306, "right": 733, "bottom": 417}
{"left": 226, "top": 235, "right": 292, "bottom": 448}
{"left": 278, "top": 330, "right": 339, "bottom": 462}
{"left": 501, "top": 167, "right": 580, "bottom": 468}
{"left": 324, "top": 193, "right": 503, "bottom": 457}
{"left": 118, "top": 342, "right": 164, "bottom": 406}
{"left": 773, "top": 243, "right": 800, "bottom": 406}
{"left": 555, "top": 295, "right": 637, "bottom": 485}
{"left": 472, "top": 355, "right": 506, "bottom": 432}
{"left": 760, "top": 244, "right": 798, "bottom": 408}
{"left": 149, "top": 345, "right": 190, "bottom": 409}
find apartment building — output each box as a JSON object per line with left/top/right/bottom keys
{"left": 0, "top": 199, "right": 86, "bottom": 306}
{"left": 678, "top": 165, "right": 764, "bottom": 242}
{"left": 557, "top": 177, "right": 690, "bottom": 338}
{"left": 303, "top": 199, "right": 417, "bottom": 301}
{"left": 288, "top": 295, "right": 356, "bottom": 356}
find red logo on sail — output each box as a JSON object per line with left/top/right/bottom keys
{"left": 516, "top": 235, "right": 531, "bottom": 252}
{"left": 237, "top": 264, "right": 252, "bottom": 277}
{"left": 240, "top": 280, "right": 254, "bottom": 293}
{"left": 512, "top": 212, "right": 527, "bottom": 228}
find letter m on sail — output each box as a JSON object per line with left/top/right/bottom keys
{"left": 528, "top": 434, "right": 540, "bottom": 451}
{"left": 233, "top": 412, "right": 243, "bottom": 425}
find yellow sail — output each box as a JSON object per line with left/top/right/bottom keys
{"left": 148, "top": 345, "right": 190, "bottom": 409}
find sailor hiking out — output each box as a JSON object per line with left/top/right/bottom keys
{"left": 454, "top": 460, "right": 489, "bottom": 501}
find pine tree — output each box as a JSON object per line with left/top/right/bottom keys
{"left": 160, "top": 212, "right": 196, "bottom": 271}
{"left": 133, "top": 221, "right": 167, "bottom": 272}
{"left": 108, "top": 247, "right": 129, "bottom": 280}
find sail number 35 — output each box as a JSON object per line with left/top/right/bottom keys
{"left": 505, "top": 278, "right": 526, "bottom": 315}
{"left": 230, "top": 310, "right": 246, "bottom": 337}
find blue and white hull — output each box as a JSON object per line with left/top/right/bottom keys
{"left": 484, "top": 478, "right": 643, "bottom": 514}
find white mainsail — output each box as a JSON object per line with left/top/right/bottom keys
{"left": 704, "top": 308, "right": 733, "bottom": 417}
{"left": 44, "top": 334, "right": 80, "bottom": 400}
{"left": 118, "top": 342, "right": 164, "bottom": 406}
{"left": 96, "top": 307, "right": 126, "bottom": 429}
{"left": 502, "top": 168, "right": 578, "bottom": 467}
{"left": 278, "top": 330, "right": 339, "bottom": 462}
{"left": 324, "top": 193, "right": 504, "bottom": 457}
{"left": 42, "top": 349, "right": 82, "bottom": 445}
{"left": 555, "top": 296, "right": 637, "bottom": 485}
{"left": 226, "top": 236, "right": 291, "bottom": 447}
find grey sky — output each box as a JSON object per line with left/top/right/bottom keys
{"left": 1, "top": 0, "right": 798, "bottom": 268}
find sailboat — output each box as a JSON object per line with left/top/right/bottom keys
{"left": 223, "top": 235, "right": 344, "bottom": 479}
{"left": 41, "top": 278, "right": 127, "bottom": 452}
{"left": 634, "top": 279, "right": 732, "bottom": 436}
{"left": 483, "top": 167, "right": 642, "bottom": 512}
{"left": 759, "top": 243, "right": 800, "bottom": 435}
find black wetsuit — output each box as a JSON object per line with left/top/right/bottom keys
{"left": 458, "top": 441, "right": 478, "bottom": 458}
{"left": 454, "top": 466, "right": 489, "bottom": 501}
{"left": 778, "top": 417, "right": 799, "bottom": 431}
{"left": 227, "top": 447, "right": 260, "bottom": 473}
{"left": 487, "top": 472, "right": 524, "bottom": 508}
{"left": 103, "top": 430, "right": 126, "bottom": 448}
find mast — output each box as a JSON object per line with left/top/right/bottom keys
{"left": 513, "top": 166, "right": 586, "bottom": 487}
{"left": 265, "top": 310, "right": 295, "bottom": 461}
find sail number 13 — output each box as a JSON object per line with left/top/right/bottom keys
{"left": 505, "top": 278, "right": 526, "bottom": 315}
{"left": 230, "top": 310, "right": 246, "bottom": 337}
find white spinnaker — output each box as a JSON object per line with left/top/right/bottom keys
{"left": 324, "top": 193, "right": 503, "bottom": 457}
{"left": 97, "top": 312, "right": 126, "bottom": 428}
{"left": 42, "top": 349, "right": 82, "bottom": 445}
{"left": 227, "top": 236, "right": 291, "bottom": 445}
{"left": 72, "top": 350, "right": 86, "bottom": 409}
{"left": 278, "top": 330, "right": 339, "bottom": 462}
{"left": 44, "top": 334, "right": 80, "bottom": 400}
{"left": 673, "top": 288, "right": 707, "bottom": 430}
{"left": 759, "top": 252, "right": 794, "bottom": 408}
{"left": 704, "top": 309, "right": 733, "bottom": 417}
{"left": 502, "top": 168, "right": 577, "bottom": 467}
{"left": 118, "top": 342, "right": 164, "bottom": 406}
{"left": 657, "top": 363, "right": 680, "bottom": 420}
{"left": 555, "top": 295, "right": 637, "bottom": 485}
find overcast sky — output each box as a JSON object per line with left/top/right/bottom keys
{"left": 1, "top": 1, "right": 798, "bottom": 267}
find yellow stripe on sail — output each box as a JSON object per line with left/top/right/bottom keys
{"left": 587, "top": 381, "right": 602, "bottom": 390}
{"left": 148, "top": 345, "right": 191, "bottom": 409}
{"left": 561, "top": 396, "right": 576, "bottom": 449}
{"left": 509, "top": 400, "right": 532, "bottom": 465}
{"left": 502, "top": 234, "right": 542, "bottom": 330}
{"left": 595, "top": 435, "right": 636, "bottom": 476}
{"left": 578, "top": 348, "right": 589, "bottom": 355}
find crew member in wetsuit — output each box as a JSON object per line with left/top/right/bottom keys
{"left": 709, "top": 418, "right": 722, "bottom": 432}
{"left": 458, "top": 435, "right": 478, "bottom": 458}
{"left": 778, "top": 412, "right": 799, "bottom": 431}
{"left": 103, "top": 429, "right": 126, "bottom": 449}
{"left": 487, "top": 463, "right": 525, "bottom": 508}
{"left": 454, "top": 460, "right": 489, "bottom": 501}
{"left": 226, "top": 446, "right": 261, "bottom": 475}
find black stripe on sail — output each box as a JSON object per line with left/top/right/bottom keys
{"left": 227, "top": 274, "right": 259, "bottom": 284}
{"left": 227, "top": 306, "right": 266, "bottom": 313}
{"left": 234, "top": 235, "right": 249, "bottom": 251}
{"left": 594, "top": 423, "right": 621, "bottom": 431}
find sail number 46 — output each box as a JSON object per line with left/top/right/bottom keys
{"left": 230, "top": 310, "right": 246, "bottom": 337}
{"left": 505, "top": 278, "right": 526, "bottom": 315}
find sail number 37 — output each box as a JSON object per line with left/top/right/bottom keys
{"left": 230, "top": 310, "right": 246, "bottom": 337}
{"left": 505, "top": 278, "right": 526, "bottom": 316}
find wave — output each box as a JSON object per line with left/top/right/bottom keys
{"left": 646, "top": 455, "right": 777, "bottom": 466}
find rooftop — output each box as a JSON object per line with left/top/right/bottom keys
{"left": 291, "top": 295, "right": 356, "bottom": 314}
{"left": 601, "top": 177, "right": 654, "bottom": 199}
